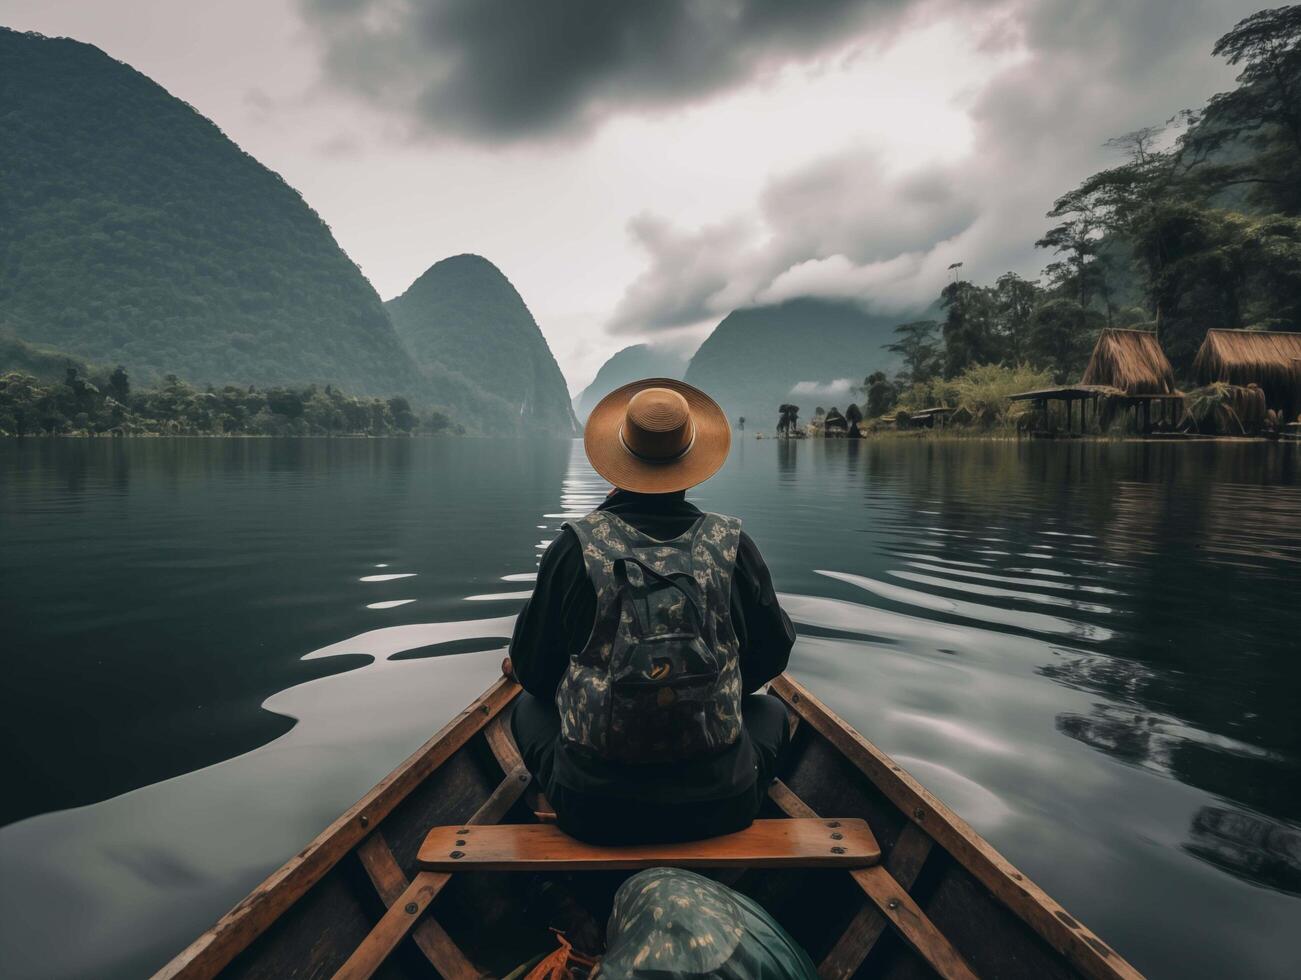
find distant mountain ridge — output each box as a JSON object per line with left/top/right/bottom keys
{"left": 0, "top": 28, "right": 422, "bottom": 398}
{"left": 573, "top": 343, "right": 689, "bottom": 422}
{"left": 682, "top": 298, "right": 908, "bottom": 429}
{"left": 386, "top": 255, "right": 577, "bottom": 436}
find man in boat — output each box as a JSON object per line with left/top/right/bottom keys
{"left": 509, "top": 379, "right": 796, "bottom": 844}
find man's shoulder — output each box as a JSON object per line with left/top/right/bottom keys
{"left": 541, "top": 523, "right": 584, "bottom": 564}
{"left": 700, "top": 510, "right": 742, "bottom": 527}
{"left": 733, "top": 527, "right": 766, "bottom": 573}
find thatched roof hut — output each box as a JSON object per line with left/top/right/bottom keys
{"left": 1080, "top": 328, "right": 1176, "bottom": 395}
{"left": 1192, "top": 329, "right": 1301, "bottom": 420}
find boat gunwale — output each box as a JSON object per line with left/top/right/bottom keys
{"left": 150, "top": 675, "right": 520, "bottom": 980}
{"left": 769, "top": 673, "right": 1143, "bottom": 980}
{"left": 152, "top": 671, "right": 1144, "bottom": 980}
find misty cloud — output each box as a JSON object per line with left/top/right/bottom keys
{"left": 604, "top": 0, "right": 1260, "bottom": 335}
{"left": 790, "top": 378, "right": 858, "bottom": 400}
{"left": 606, "top": 215, "right": 767, "bottom": 334}
{"left": 760, "top": 152, "right": 980, "bottom": 266}
{"left": 608, "top": 151, "right": 978, "bottom": 332}
{"left": 298, "top": 0, "right": 916, "bottom": 141}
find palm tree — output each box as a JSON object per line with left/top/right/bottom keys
{"left": 776, "top": 404, "right": 800, "bottom": 436}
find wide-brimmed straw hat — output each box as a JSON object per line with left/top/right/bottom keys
{"left": 584, "top": 378, "right": 731, "bottom": 494}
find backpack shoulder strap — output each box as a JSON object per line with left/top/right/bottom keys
{"left": 563, "top": 510, "right": 630, "bottom": 610}
{"left": 689, "top": 512, "right": 743, "bottom": 604}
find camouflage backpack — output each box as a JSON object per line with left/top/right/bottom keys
{"left": 555, "top": 509, "right": 744, "bottom": 764}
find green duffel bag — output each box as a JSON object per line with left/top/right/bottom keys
{"left": 592, "top": 868, "right": 818, "bottom": 980}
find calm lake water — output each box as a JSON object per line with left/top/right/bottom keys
{"left": 1, "top": 436, "right": 1299, "bottom": 979}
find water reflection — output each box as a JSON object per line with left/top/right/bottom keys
{"left": 1184, "top": 806, "right": 1301, "bottom": 897}
{"left": 712, "top": 438, "right": 1299, "bottom": 978}
{"left": 1, "top": 437, "right": 1298, "bottom": 979}
{"left": 816, "top": 568, "right": 1115, "bottom": 641}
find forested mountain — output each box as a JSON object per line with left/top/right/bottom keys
{"left": 682, "top": 299, "right": 904, "bottom": 427}
{"left": 0, "top": 28, "right": 421, "bottom": 397}
{"left": 386, "top": 255, "right": 577, "bottom": 436}
{"left": 573, "top": 343, "right": 688, "bottom": 422}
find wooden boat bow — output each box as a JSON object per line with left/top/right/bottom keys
{"left": 150, "top": 670, "right": 1143, "bottom": 980}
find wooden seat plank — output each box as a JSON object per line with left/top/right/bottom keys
{"left": 418, "top": 818, "right": 880, "bottom": 871}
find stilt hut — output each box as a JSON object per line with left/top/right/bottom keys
{"left": 1081, "top": 329, "right": 1176, "bottom": 395}
{"left": 1192, "top": 329, "right": 1301, "bottom": 422}
{"left": 1010, "top": 328, "right": 1180, "bottom": 433}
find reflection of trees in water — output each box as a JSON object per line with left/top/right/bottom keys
{"left": 855, "top": 440, "right": 1301, "bottom": 892}
{"left": 1184, "top": 806, "right": 1301, "bottom": 897}
{"left": 776, "top": 437, "right": 797, "bottom": 478}
{"left": 1048, "top": 655, "right": 1296, "bottom": 819}
{"left": 1056, "top": 705, "right": 1169, "bottom": 768}
{"left": 1053, "top": 696, "right": 1301, "bottom": 892}
{"left": 1102, "top": 460, "right": 1301, "bottom": 570}
{"left": 871, "top": 442, "right": 1298, "bottom": 780}
{"left": 1200, "top": 484, "right": 1301, "bottom": 568}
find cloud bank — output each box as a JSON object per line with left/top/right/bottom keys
{"left": 299, "top": 0, "right": 1260, "bottom": 345}
{"left": 603, "top": 0, "right": 1258, "bottom": 333}
{"left": 299, "top": 0, "right": 917, "bottom": 142}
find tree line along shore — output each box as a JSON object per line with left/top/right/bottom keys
{"left": 0, "top": 361, "right": 457, "bottom": 438}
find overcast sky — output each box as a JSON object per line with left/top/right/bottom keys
{"left": 1, "top": 0, "right": 1259, "bottom": 391}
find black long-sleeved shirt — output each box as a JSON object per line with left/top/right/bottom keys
{"left": 510, "top": 489, "right": 796, "bottom": 802}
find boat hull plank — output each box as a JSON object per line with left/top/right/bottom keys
{"left": 151, "top": 674, "right": 1144, "bottom": 980}
{"left": 817, "top": 823, "right": 933, "bottom": 979}
{"left": 767, "top": 780, "right": 974, "bottom": 980}
{"left": 769, "top": 675, "right": 1140, "bottom": 980}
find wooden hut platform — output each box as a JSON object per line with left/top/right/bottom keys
{"left": 1011, "top": 330, "right": 1181, "bottom": 434}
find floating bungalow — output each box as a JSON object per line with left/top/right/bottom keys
{"left": 1010, "top": 328, "right": 1181, "bottom": 434}
{"left": 1192, "top": 329, "right": 1301, "bottom": 423}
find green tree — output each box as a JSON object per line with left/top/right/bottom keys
{"left": 991, "top": 273, "right": 1043, "bottom": 361}
{"left": 885, "top": 320, "right": 941, "bottom": 384}
{"left": 265, "top": 387, "right": 305, "bottom": 420}
{"left": 862, "top": 371, "right": 898, "bottom": 418}
{"left": 1036, "top": 196, "right": 1114, "bottom": 319}
{"left": 387, "top": 396, "right": 417, "bottom": 432}
{"left": 108, "top": 365, "right": 130, "bottom": 401}
{"left": 1030, "top": 299, "right": 1101, "bottom": 382}
{"left": 1191, "top": 6, "right": 1301, "bottom": 215}
{"left": 940, "top": 281, "right": 996, "bottom": 377}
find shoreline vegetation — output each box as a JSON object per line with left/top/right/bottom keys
{"left": 772, "top": 10, "right": 1301, "bottom": 444}
{"left": 759, "top": 427, "right": 1289, "bottom": 443}
{"left": 0, "top": 365, "right": 460, "bottom": 438}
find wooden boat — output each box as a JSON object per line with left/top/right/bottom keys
{"left": 153, "top": 669, "right": 1143, "bottom": 980}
